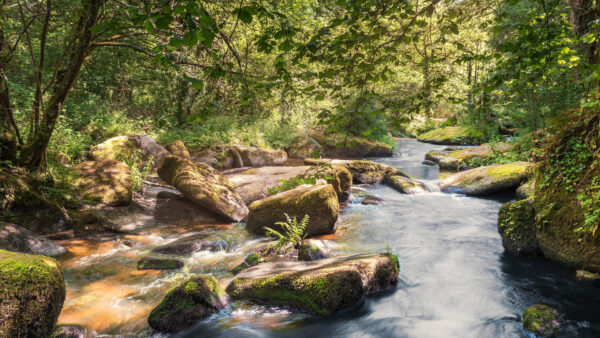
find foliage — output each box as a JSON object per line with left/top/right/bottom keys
{"left": 117, "top": 149, "right": 153, "bottom": 192}
{"left": 264, "top": 214, "right": 309, "bottom": 254}
{"left": 266, "top": 166, "right": 333, "bottom": 195}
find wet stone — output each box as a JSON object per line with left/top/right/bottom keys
{"left": 152, "top": 234, "right": 227, "bottom": 255}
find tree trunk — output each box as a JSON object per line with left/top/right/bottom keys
{"left": 19, "top": 0, "right": 104, "bottom": 169}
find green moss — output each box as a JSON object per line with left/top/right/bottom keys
{"left": 417, "top": 126, "right": 483, "bottom": 145}
{"left": 497, "top": 199, "right": 539, "bottom": 256}
{"left": 245, "top": 253, "right": 263, "bottom": 265}
{"left": 485, "top": 162, "right": 531, "bottom": 178}
{"left": 523, "top": 304, "right": 559, "bottom": 337}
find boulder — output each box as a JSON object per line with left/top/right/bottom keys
{"left": 516, "top": 179, "right": 535, "bottom": 200}
{"left": 425, "top": 143, "right": 512, "bottom": 170}
{"left": 385, "top": 175, "right": 429, "bottom": 194}
{"left": 305, "top": 158, "right": 406, "bottom": 185}
{"left": 158, "top": 155, "right": 248, "bottom": 222}
{"left": 0, "top": 222, "right": 66, "bottom": 257}
{"left": 75, "top": 159, "right": 133, "bottom": 206}
{"left": 51, "top": 325, "right": 85, "bottom": 338}
{"left": 232, "top": 253, "right": 265, "bottom": 275}
{"left": 89, "top": 135, "right": 168, "bottom": 170}
{"left": 298, "top": 244, "right": 327, "bottom": 261}
{"left": 226, "top": 253, "right": 399, "bottom": 315}
{"left": 164, "top": 140, "right": 190, "bottom": 158}
{"left": 191, "top": 148, "right": 220, "bottom": 167}
{"left": 305, "top": 164, "right": 352, "bottom": 201}
{"left": 417, "top": 126, "right": 483, "bottom": 145}
{"left": 137, "top": 257, "right": 184, "bottom": 270}
{"left": 575, "top": 270, "right": 600, "bottom": 284}
{"left": 95, "top": 201, "right": 154, "bottom": 233}
{"left": 245, "top": 184, "right": 339, "bottom": 238}
{"left": 362, "top": 195, "right": 384, "bottom": 205}
{"left": 148, "top": 275, "right": 229, "bottom": 333}
{"left": 0, "top": 249, "right": 66, "bottom": 337}
{"left": 497, "top": 198, "right": 540, "bottom": 256}
{"left": 440, "top": 162, "right": 532, "bottom": 196}
{"left": 154, "top": 191, "right": 227, "bottom": 226}
{"left": 287, "top": 137, "right": 321, "bottom": 159}
{"left": 232, "top": 145, "right": 287, "bottom": 168}
{"left": 522, "top": 304, "right": 560, "bottom": 337}
{"left": 312, "top": 134, "right": 393, "bottom": 158}
{"left": 152, "top": 234, "right": 227, "bottom": 255}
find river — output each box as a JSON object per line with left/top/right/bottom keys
{"left": 57, "top": 139, "right": 600, "bottom": 337}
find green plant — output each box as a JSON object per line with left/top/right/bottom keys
{"left": 264, "top": 214, "right": 309, "bottom": 254}
{"left": 266, "top": 166, "right": 333, "bottom": 195}
{"left": 118, "top": 149, "right": 153, "bottom": 192}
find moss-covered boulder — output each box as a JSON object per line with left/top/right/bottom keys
{"left": 75, "top": 159, "right": 133, "bottom": 206}
{"left": 158, "top": 155, "right": 248, "bottom": 222}
{"left": 522, "top": 304, "right": 560, "bottom": 337}
{"left": 164, "top": 140, "right": 190, "bottom": 158}
{"left": 305, "top": 164, "right": 353, "bottom": 201}
{"left": 497, "top": 198, "right": 540, "bottom": 256}
{"left": 385, "top": 175, "right": 429, "bottom": 194}
{"left": 137, "top": 256, "right": 184, "bottom": 270}
{"left": 305, "top": 158, "right": 406, "bottom": 185}
{"left": 0, "top": 249, "right": 66, "bottom": 337}
{"left": 0, "top": 222, "right": 66, "bottom": 257}
{"left": 417, "top": 126, "right": 483, "bottom": 145}
{"left": 440, "top": 162, "right": 532, "bottom": 196}
{"left": 232, "top": 253, "right": 265, "bottom": 275}
{"left": 245, "top": 184, "right": 339, "bottom": 238}
{"left": 226, "top": 253, "right": 399, "bottom": 315}
{"left": 148, "top": 275, "right": 229, "bottom": 333}
{"left": 89, "top": 135, "right": 168, "bottom": 169}
{"left": 312, "top": 134, "right": 393, "bottom": 158}
{"left": 287, "top": 137, "right": 321, "bottom": 159}
{"left": 425, "top": 143, "right": 512, "bottom": 170}
{"left": 516, "top": 179, "right": 535, "bottom": 200}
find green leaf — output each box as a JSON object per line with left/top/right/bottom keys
{"left": 143, "top": 20, "right": 154, "bottom": 34}
{"left": 155, "top": 15, "right": 172, "bottom": 30}
{"left": 197, "top": 30, "right": 215, "bottom": 48}
{"left": 235, "top": 8, "right": 253, "bottom": 24}
{"left": 278, "top": 40, "right": 294, "bottom": 51}
{"left": 191, "top": 79, "right": 204, "bottom": 89}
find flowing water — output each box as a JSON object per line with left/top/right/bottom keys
{"left": 57, "top": 139, "right": 600, "bottom": 337}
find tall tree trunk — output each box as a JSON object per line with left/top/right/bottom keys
{"left": 0, "top": 1, "right": 18, "bottom": 163}
{"left": 19, "top": 0, "right": 104, "bottom": 169}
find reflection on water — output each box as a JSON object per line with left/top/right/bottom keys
{"left": 57, "top": 139, "right": 600, "bottom": 337}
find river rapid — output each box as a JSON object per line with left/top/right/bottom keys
{"left": 57, "top": 139, "right": 600, "bottom": 337}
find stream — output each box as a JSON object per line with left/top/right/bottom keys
{"left": 56, "top": 139, "right": 600, "bottom": 337}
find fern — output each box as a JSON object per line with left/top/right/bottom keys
{"left": 264, "top": 214, "right": 309, "bottom": 254}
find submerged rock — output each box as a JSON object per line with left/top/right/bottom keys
{"left": 158, "top": 155, "right": 248, "bottom": 222}
{"left": 137, "top": 257, "right": 184, "bottom": 270}
{"left": 440, "top": 162, "right": 532, "bottom": 196}
{"left": 148, "top": 275, "right": 229, "bottom": 333}
{"left": 245, "top": 184, "right": 339, "bottom": 238}
{"left": 385, "top": 175, "right": 429, "bottom": 194}
{"left": 164, "top": 140, "right": 190, "bottom": 158}
{"left": 0, "top": 249, "right": 66, "bottom": 337}
{"left": 89, "top": 135, "right": 168, "bottom": 170}
{"left": 522, "top": 304, "right": 560, "bottom": 337}
{"left": 497, "top": 198, "right": 540, "bottom": 256}
{"left": 0, "top": 222, "right": 66, "bottom": 257}
{"left": 226, "top": 253, "right": 399, "bottom": 315}
{"left": 417, "top": 126, "right": 482, "bottom": 145}
{"left": 312, "top": 134, "right": 393, "bottom": 158}
{"left": 516, "top": 179, "right": 535, "bottom": 200}
{"left": 152, "top": 234, "right": 227, "bottom": 255}
{"left": 75, "top": 159, "right": 133, "bottom": 206}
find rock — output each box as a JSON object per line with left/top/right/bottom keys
{"left": 95, "top": 201, "right": 154, "bottom": 233}
{"left": 51, "top": 325, "right": 85, "bottom": 338}
{"left": 137, "top": 257, "right": 184, "bottom": 270}
{"left": 287, "top": 137, "right": 321, "bottom": 159}
{"left": 226, "top": 253, "right": 399, "bottom": 315}
{"left": 575, "top": 270, "right": 600, "bottom": 284}
{"left": 75, "top": 159, "right": 133, "bottom": 206}
{"left": 440, "top": 162, "right": 532, "bottom": 196}
{"left": 232, "top": 145, "right": 287, "bottom": 168}
{"left": 164, "top": 140, "right": 190, "bottom": 158}
{"left": 305, "top": 158, "right": 407, "bottom": 185}
{"left": 522, "top": 304, "right": 560, "bottom": 337}
{"left": 152, "top": 234, "right": 227, "bottom": 255}
{"left": 148, "top": 275, "right": 229, "bottom": 333}
{"left": 385, "top": 175, "right": 429, "bottom": 194}
{"left": 425, "top": 143, "right": 512, "bottom": 170}
{"left": 497, "top": 198, "right": 540, "bottom": 256}
{"left": 312, "top": 134, "right": 393, "bottom": 158}
{"left": 232, "top": 253, "right": 265, "bottom": 275}
{"left": 158, "top": 155, "right": 248, "bottom": 222}
{"left": 0, "top": 222, "right": 66, "bottom": 257}
{"left": 191, "top": 148, "right": 220, "bottom": 167}
{"left": 417, "top": 126, "right": 483, "bottom": 145}
{"left": 422, "top": 159, "right": 437, "bottom": 166}
{"left": 516, "top": 179, "right": 535, "bottom": 200}
{"left": 362, "top": 195, "right": 384, "bottom": 205}
{"left": 305, "top": 164, "right": 353, "bottom": 201}
{"left": 89, "top": 135, "right": 168, "bottom": 170}
{"left": 298, "top": 244, "right": 327, "bottom": 261}
{"left": 154, "top": 191, "right": 227, "bottom": 226}
{"left": 0, "top": 249, "right": 66, "bottom": 337}
{"left": 245, "top": 184, "right": 339, "bottom": 238}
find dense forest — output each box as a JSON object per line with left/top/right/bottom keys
{"left": 1, "top": 0, "right": 599, "bottom": 337}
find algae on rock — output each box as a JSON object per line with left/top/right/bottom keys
{"left": 497, "top": 198, "right": 540, "bottom": 256}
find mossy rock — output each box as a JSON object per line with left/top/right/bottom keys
{"left": 231, "top": 253, "right": 266, "bottom": 275}
{"left": 148, "top": 274, "right": 229, "bottom": 333}
{"left": 305, "top": 164, "right": 353, "bottom": 201}
{"left": 0, "top": 221, "right": 66, "bottom": 257}
{"left": 425, "top": 143, "right": 512, "bottom": 170}
{"left": 417, "top": 126, "right": 483, "bottom": 145}
{"left": 226, "top": 253, "right": 399, "bottom": 315}
{"left": 74, "top": 159, "right": 133, "bottom": 206}
{"left": 232, "top": 145, "right": 288, "bottom": 167}
{"left": 89, "top": 135, "right": 168, "bottom": 170}
{"left": 497, "top": 198, "right": 540, "bottom": 256}
{"left": 0, "top": 249, "right": 66, "bottom": 337}
{"left": 312, "top": 134, "right": 393, "bottom": 158}
{"left": 575, "top": 270, "right": 600, "bottom": 284}
{"left": 305, "top": 159, "right": 406, "bottom": 185}
{"left": 225, "top": 166, "right": 312, "bottom": 204}
{"left": 158, "top": 155, "right": 248, "bottom": 222}
{"left": 245, "top": 184, "right": 339, "bottom": 238}
{"left": 440, "top": 162, "right": 532, "bottom": 196}
{"left": 384, "top": 175, "right": 429, "bottom": 194}
{"left": 516, "top": 179, "right": 535, "bottom": 200}
{"left": 298, "top": 244, "right": 327, "bottom": 261}
{"left": 522, "top": 304, "right": 560, "bottom": 337}
{"left": 165, "top": 140, "right": 190, "bottom": 158}
{"left": 137, "top": 256, "right": 184, "bottom": 270}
